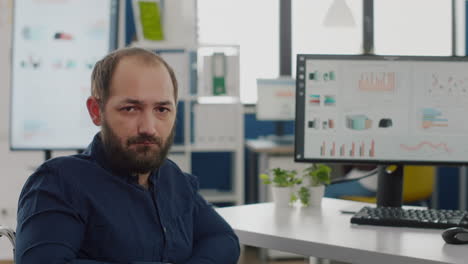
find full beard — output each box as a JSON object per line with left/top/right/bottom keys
{"left": 100, "top": 120, "right": 175, "bottom": 175}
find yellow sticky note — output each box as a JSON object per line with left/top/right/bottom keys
{"left": 138, "top": 1, "right": 164, "bottom": 41}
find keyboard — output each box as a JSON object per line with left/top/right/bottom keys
{"left": 350, "top": 206, "right": 468, "bottom": 229}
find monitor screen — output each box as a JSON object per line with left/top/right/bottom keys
{"left": 256, "top": 77, "right": 295, "bottom": 121}
{"left": 295, "top": 54, "right": 468, "bottom": 166}
{"left": 10, "top": 0, "right": 119, "bottom": 150}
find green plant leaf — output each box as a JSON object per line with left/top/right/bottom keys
{"left": 263, "top": 179, "right": 272, "bottom": 184}
{"left": 298, "top": 186, "right": 310, "bottom": 206}
{"left": 290, "top": 193, "right": 298, "bottom": 203}
{"left": 267, "top": 168, "right": 299, "bottom": 187}
{"left": 259, "top": 168, "right": 304, "bottom": 187}
{"left": 259, "top": 173, "right": 272, "bottom": 185}
{"left": 304, "top": 164, "right": 332, "bottom": 186}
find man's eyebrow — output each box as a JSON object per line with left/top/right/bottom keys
{"left": 154, "top": 100, "right": 174, "bottom": 107}
{"left": 119, "top": 98, "right": 174, "bottom": 107}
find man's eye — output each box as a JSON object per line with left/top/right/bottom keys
{"left": 156, "top": 107, "right": 169, "bottom": 113}
{"left": 121, "top": 106, "right": 136, "bottom": 112}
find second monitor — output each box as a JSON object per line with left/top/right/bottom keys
{"left": 256, "top": 77, "right": 296, "bottom": 121}
{"left": 257, "top": 77, "right": 295, "bottom": 143}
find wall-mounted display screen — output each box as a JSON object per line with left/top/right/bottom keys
{"left": 10, "top": 0, "right": 118, "bottom": 150}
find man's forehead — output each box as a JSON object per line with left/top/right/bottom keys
{"left": 115, "top": 97, "right": 175, "bottom": 106}
{"left": 119, "top": 55, "right": 161, "bottom": 67}
{"left": 109, "top": 58, "right": 174, "bottom": 95}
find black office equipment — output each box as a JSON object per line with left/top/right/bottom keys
{"left": 351, "top": 206, "right": 468, "bottom": 229}
{"left": 442, "top": 227, "right": 468, "bottom": 244}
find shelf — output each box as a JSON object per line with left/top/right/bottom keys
{"left": 171, "top": 145, "right": 240, "bottom": 152}
{"left": 190, "top": 144, "right": 239, "bottom": 152}
{"left": 199, "top": 190, "right": 238, "bottom": 203}
{"left": 129, "top": 41, "right": 196, "bottom": 51}
{"left": 169, "top": 145, "right": 187, "bottom": 153}
{"left": 245, "top": 139, "right": 294, "bottom": 154}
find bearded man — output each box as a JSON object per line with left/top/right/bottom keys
{"left": 15, "top": 47, "right": 240, "bottom": 264}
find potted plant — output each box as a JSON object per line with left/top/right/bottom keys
{"left": 297, "top": 164, "right": 332, "bottom": 207}
{"left": 259, "top": 168, "right": 302, "bottom": 207}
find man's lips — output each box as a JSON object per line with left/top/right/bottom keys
{"left": 135, "top": 141, "right": 156, "bottom": 145}
{"left": 133, "top": 141, "right": 157, "bottom": 146}
{"left": 128, "top": 136, "right": 162, "bottom": 147}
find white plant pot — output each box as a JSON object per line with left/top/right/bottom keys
{"left": 308, "top": 185, "right": 325, "bottom": 208}
{"left": 302, "top": 176, "right": 312, "bottom": 187}
{"left": 271, "top": 186, "right": 293, "bottom": 208}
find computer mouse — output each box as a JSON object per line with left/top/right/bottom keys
{"left": 442, "top": 227, "right": 468, "bottom": 244}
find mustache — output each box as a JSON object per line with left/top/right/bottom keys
{"left": 127, "top": 135, "right": 163, "bottom": 146}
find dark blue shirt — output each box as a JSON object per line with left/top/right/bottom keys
{"left": 16, "top": 134, "right": 240, "bottom": 264}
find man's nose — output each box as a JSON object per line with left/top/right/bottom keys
{"left": 137, "top": 111, "right": 157, "bottom": 136}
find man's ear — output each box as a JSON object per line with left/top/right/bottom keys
{"left": 86, "top": 96, "right": 102, "bottom": 126}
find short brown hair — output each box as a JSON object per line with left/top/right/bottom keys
{"left": 91, "top": 47, "right": 178, "bottom": 108}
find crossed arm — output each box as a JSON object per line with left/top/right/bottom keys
{"left": 15, "top": 166, "right": 239, "bottom": 264}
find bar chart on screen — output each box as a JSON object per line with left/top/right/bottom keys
{"left": 358, "top": 72, "right": 396, "bottom": 92}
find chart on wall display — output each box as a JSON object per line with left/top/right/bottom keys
{"left": 295, "top": 55, "right": 468, "bottom": 164}
{"left": 256, "top": 78, "right": 295, "bottom": 121}
{"left": 10, "top": 0, "right": 118, "bottom": 149}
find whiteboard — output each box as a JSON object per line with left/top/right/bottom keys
{"left": 10, "top": 0, "right": 119, "bottom": 150}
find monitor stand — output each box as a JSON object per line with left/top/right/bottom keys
{"left": 376, "top": 165, "right": 404, "bottom": 207}
{"left": 262, "top": 121, "right": 294, "bottom": 145}
{"left": 44, "top": 150, "right": 52, "bottom": 161}
{"left": 275, "top": 121, "right": 285, "bottom": 137}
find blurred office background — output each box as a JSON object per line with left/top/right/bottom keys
{"left": 1, "top": 0, "right": 468, "bottom": 263}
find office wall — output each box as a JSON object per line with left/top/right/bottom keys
{"left": 0, "top": 2, "right": 23, "bottom": 258}
{"left": 0, "top": 0, "right": 12, "bottom": 141}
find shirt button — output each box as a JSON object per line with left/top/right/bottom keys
{"left": 163, "top": 226, "right": 167, "bottom": 233}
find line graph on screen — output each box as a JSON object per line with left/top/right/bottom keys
{"left": 400, "top": 141, "right": 452, "bottom": 153}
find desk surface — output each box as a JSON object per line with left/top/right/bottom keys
{"left": 245, "top": 139, "right": 294, "bottom": 154}
{"left": 217, "top": 198, "right": 467, "bottom": 264}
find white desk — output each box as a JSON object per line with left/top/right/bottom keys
{"left": 216, "top": 198, "right": 467, "bottom": 264}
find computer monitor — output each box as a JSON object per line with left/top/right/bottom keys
{"left": 256, "top": 77, "right": 295, "bottom": 121}
{"left": 256, "top": 77, "right": 295, "bottom": 139}
{"left": 10, "top": 0, "right": 119, "bottom": 150}
{"left": 294, "top": 54, "right": 468, "bottom": 207}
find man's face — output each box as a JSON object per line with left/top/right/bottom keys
{"left": 98, "top": 57, "right": 177, "bottom": 174}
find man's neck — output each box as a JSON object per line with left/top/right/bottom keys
{"left": 137, "top": 173, "right": 151, "bottom": 189}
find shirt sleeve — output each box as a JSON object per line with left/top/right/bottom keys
{"left": 15, "top": 163, "right": 129, "bottom": 264}
{"left": 183, "top": 174, "right": 240, "bottom": 264}
{"left": 15, "top": 163, "right": 87, "bottom": 263}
